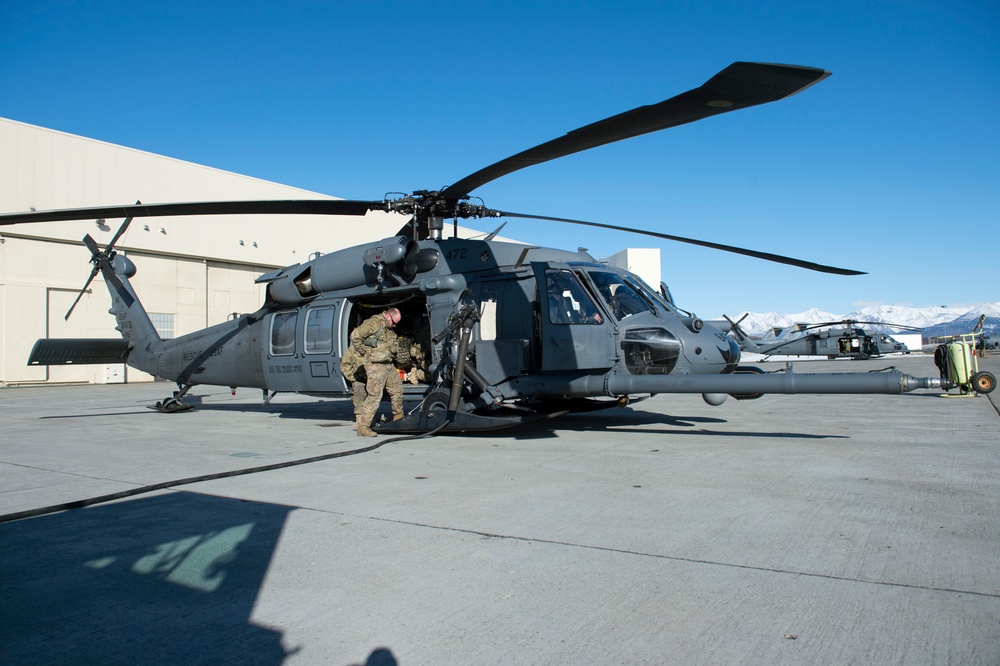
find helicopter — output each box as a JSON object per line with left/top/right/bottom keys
{"left": 724, "top": 315, "right": 921, "bottom": 360}
{"left": 978, "top": 334, "right": 999, "bottom": 353}
{"left": 0, "top": 62, "right": 963, "bottom": 433}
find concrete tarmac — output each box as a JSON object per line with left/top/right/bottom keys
{"left": 1, "top": 354, "right": 998, "bottom": 665}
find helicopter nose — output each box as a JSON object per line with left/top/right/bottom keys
{"left": 725, "top": 336, "right": 742, "bottom": 369}
{"left": 702, "top": 321, "right": 741, "bottom": 371}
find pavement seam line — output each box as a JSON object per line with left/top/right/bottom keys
{"left": 325, "top": 510, "right": 1000, "bottom": 601}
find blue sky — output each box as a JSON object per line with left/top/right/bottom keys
{"left": 2, "top": 1, "right": 997, "bottom": 317}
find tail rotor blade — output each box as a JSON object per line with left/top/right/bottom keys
{"left": 82, "top": 234, "right": 102, "bottom": 255}
{"left": 64, "top": 267, "right": 100, "bottom": 320}
{"left": 723, "top": 313, "right": 751, "bottom": 340}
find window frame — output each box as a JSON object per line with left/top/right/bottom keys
{"left": 303, "top": 306, "right": 335, "bottom": 355}
{"left": 269, "top": 310, "right": 298, "bottom": 357}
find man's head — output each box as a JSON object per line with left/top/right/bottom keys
{"left": 383, "top": 308, "right": 401, "bottom": 328}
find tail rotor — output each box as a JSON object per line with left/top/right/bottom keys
{"left": 723, "top": 313, "right": 751, "bottom": 341}
{"left": 64, "top": 204, "right": 138, "bottom": 320}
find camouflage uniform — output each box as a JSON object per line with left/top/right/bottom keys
{"left": 350, "top": 313, "right": 404, "bottom": 430}
{"left": 339, "top": 345, "right": 368, "bottom": 428}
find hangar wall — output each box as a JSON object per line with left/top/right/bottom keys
{"left": 0, "top": 117, "right": 408, "bottom": 385}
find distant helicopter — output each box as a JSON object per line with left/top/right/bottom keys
{"left": 0, "top": 62, "right": 962, "bottom": 433}
{"left": 978, "top": 334, "right": 999, "bottom": 352}
{"left": 725, "top": 316, "right": 921, "bottom": 360}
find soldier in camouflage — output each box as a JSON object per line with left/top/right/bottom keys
{"left": 339, "top": 344, "right": 367, "bottom": 430}
{"left": 349, "top": 307, "right": 404, "bottom": 437}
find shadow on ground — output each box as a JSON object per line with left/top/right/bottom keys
{"left": 0, "top": 493, "right": 294, "bottom": 665}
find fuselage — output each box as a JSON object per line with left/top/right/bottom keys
{"left": 136, "top": 236, "right": 739, "bottom": 400}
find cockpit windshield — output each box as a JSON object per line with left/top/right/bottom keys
{"left": 623, "top": 274, "right": 678, "bottom": 317}
{"left": 585, "top": 270, "right": 658, "bottom": 320}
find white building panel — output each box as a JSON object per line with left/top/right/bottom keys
{"left": 0, "top": 117, "right": 408, "bottom": 267}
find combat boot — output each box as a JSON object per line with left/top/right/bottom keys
{"left": 392, "top": 413, "right": 404, "bottom": 422}
{"left": 357, "top": 425, "right": 377, "bottom": 437}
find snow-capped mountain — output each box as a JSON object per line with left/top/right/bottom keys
{"left": 724, "top": 302, "right": 1000, "bottom": 338}
{"left": 922, "top": 303, "right": 1000, "bottom": 339}
{"left": 725, "top": 308, "right": 837, "bottom": 337}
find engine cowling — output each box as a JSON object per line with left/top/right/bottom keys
{"left": 259, "top": 236, "right": 439, "bottom": 305}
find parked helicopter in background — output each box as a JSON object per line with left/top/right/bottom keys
{"left": 725, "top": 315, "right": 921, "bottom": 360}
{"left": 0, "top": 62, "right": 961, "bottom": 433}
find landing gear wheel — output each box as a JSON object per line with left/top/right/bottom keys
{"left": 972, "top": 371, "right": 996, "bottom": 395}
{"left": 149, "top": 384, "right": 195, "bottom": 412}
{"left": 422, "top": 388, "right": 467, "bottom": 414}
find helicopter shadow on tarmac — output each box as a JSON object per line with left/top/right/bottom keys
{"left": 500, "top": 405, "right": 850, "bottom": 442}
{"left": 0, "top": 492, "right": 296, "bottom": 665}
{"left": 173, "top": 392, "right": 851, "bottom": 442}
{"left": 185, "top": 395, "right": 359, "bottom": 424}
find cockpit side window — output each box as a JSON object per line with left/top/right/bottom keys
{"left": 545, "top": 269, "right": 603, "bottom": 325}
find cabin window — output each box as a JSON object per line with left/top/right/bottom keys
{"left": 270, "top": 311, "right": 297, "bottom": 356}
{"left": 304, "top": 306, "right": 335, "bottom": 354}
{"left": 545, "top": 269, "right": 603, "bottom": 325}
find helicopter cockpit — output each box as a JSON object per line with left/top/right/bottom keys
{"left": 539, "top": 263, "right": 739, "bottom": 376}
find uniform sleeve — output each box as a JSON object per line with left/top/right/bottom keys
{"left": 350, "top": 317, "right": 378, "bottom": 353}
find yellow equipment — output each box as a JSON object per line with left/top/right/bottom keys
{"left": 933, "top": 315, "right": 996, "bottom": 396}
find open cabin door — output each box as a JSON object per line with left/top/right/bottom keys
{"left": 532, "top": 262, "right": 615, "bottom": 372}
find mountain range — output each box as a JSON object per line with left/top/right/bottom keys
{"left": 723, "top": 302, "right": 1000, "bottom": 339}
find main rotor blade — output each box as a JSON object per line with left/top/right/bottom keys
{"left": 106, "top": 213, "right": 136, "bottom": 252}
{"left": 0, "top": 199, "right": 381, "bottom": 226}
{"left": 441, "top": 62, "right": 830, "bottom": 199}
{"left": 498, "top": 211, "right": 865, "bottom": 276}
{"left": 803, "top": 320, "right": 924, "bottom": 332}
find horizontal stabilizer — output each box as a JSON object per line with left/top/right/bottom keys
{"left": 27, "top": 338, "right": 132, "bottom": 366}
